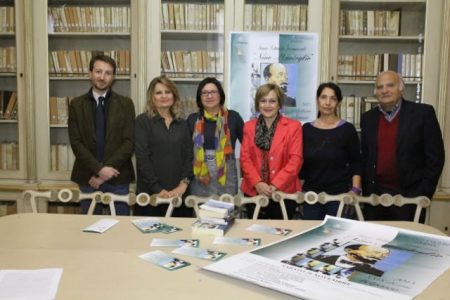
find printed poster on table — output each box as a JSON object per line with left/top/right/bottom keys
{"left": 228, "top": 32, "right": 319, "bottom": 122}
{"left": 204, "top": 216, "right": 450, "bottom": 300}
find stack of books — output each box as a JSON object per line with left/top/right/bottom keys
{"left": 192, "top": 199, "right": 235, "bottom": 236}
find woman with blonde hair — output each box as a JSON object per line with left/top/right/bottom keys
{"left": 134, "top": 76, "right": 193, "bottom": 216}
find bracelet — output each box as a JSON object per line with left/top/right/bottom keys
{"left": 350, "top": 186, "right": 361, "bottom": 195}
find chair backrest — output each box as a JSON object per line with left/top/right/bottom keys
{"left": 135, "top": 193, "right": 182, "bottom": 217}
{"left": 233, "top": 194, "right": 269, "bottom": 219}
{"left": 352, "top": 193, "right": 431, "bottom": 223}
{"left": 21, "top": 190, "right": 53, "bottom": 213}
{"left": 56, "top": 189, "right": 103, "bottom": 215}
{"left": 272, "top": 191, "right": 352, "bottom": 219}
{"left": 272, "top": 191, "right": 301, "bottom": 220}
{"left": 100, "top": 192, "right": 136, "bottom": 216}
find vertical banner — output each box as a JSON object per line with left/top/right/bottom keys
{"left": 228, "top": 32, "right": 319, "bottom": 122}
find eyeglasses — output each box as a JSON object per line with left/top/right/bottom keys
{"left": 201, "top": 90, "right": 219, "bottom": 97}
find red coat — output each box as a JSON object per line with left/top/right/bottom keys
{"left": 240, "top": 115, "right": 303, "bottom": 196}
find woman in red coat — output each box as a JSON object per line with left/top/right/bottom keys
{"left": 240, "top": 83, "right": 303, "bottom": 219}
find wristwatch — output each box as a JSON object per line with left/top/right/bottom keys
{"left": 181, "top": 177, "right": 190, "bottom": 185}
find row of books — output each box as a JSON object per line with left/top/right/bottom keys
{"left": 339, "top": 10, "right": 400, "bottom": 36}
{"left": 0, "top": 6, "right": 15, "bottom": 33}
{"left": 338, "top": 96, "right": 379, "bottom": 129}
{"left": 0, "top": 142, "right": 19, "bottom": 170}
{"left": 50, "top": 143, "right": 74, "bottom": 172}
{"left": 244, "top": 4, "right": 308, "bottom": 32}
{"left": 161, "top": 3, "right": 224, "bottom": 31}
{"left": 337, "top": 53, "right": 422, "bottom": 81}
{"left": 192, "top": 199, "right": 235, "bottom": 237}
{"left": 0, "top": 47, "right": 16, "bottom": 73}
{"left": 49, "top": 96, "right": 73, "bottom": 126}
{"left": 0, "top": 91, "right": 17, "bottom": 120}
{"left": 49, "top": 50, "right": 130, "bottom": 76}
{"left": 161, "top": 50, "right": 223, "bottom": 78}
{"left": 47, "top": 6, "right": 130, "bottom": 33}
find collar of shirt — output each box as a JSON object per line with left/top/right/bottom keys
{"left": 92, "top": 91, "right": 108, "bottom": 105}
{"left": 378, "top": 99, "right": 402, "bottom": 122}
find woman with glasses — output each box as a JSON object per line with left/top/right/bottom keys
{"left": 187, "top": 77, "right": 244, "bottom": 197}
{"left": 299, "top": 82, "right": 362, "bottom": 220}
{"left": 134, "top": 76, "right": 194, "bottom": 217}
{"left": 240, "top": 83, "right": 303, "bottom": 219}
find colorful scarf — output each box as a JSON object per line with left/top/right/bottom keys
{"left": 193, "top": 107, "right": 232, "bottom": 185}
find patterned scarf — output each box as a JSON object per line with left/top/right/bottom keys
{"left": 193, "top": 107, "right": 232, "bottom": 186}
{"left": 255, "top": 114, "right": 280, "bottom": 183}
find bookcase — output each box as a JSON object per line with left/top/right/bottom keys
{"left": 156, "top": 0, "right": 229, "bottom": 118}
{"left": 0, "top": 0, "right": 26, "bottom": 180}
{"left": 31, "top": 0, "right": 137, "bottom": 182}
{"left": 329, "top": 0, "right": 443, "bottom": 130}
{"left": 0, "top": 1, "right": 449, "bottom": 221}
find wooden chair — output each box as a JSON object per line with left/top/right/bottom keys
{"left": 56, "top": 189, "right": 103, "bottom": 215}
{"left": 99, "top": 192, "right": 136, "bottom": 216}
{"left": 21, "top": 190, "right": 53, "bottom": 213}
{"left": 135, "top": 193, "right": 182, "bottom": 217}
{"left": 233, "top": 194, "right": 269, "bottom": 219}
{"left": 272, "top": 191, "right": 302, "bottom": 220}
{"left": 352, "top": 193, "right": 431, "bottom": 223}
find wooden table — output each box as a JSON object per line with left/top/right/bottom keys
{"left": 0, "top": 213, "right": 448, "bottom": 299}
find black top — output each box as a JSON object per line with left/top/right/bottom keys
{"left": 187, "top": 109, "right": 244, "bottom": 150}
{"left": 134, "top": 113, "right": 194, "bottom": 194}
{"left": 300, "top": 121, "right": 362, "bottom": 194}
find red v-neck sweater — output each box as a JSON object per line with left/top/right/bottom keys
{"left": 376, "top": 114, "right": 400, "bottom": 190}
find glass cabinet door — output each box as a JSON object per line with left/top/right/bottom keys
{"left": 0, "top": 0, "right": 22, "bottom": 178}
{"left": 42, "top": 0, "right": 132, "bottom": 180}
{"left": 159, "top": 0, "right": 225, "bottom": 118}
{"left": 335, "top": 1, "right": 426, "bottom": 129}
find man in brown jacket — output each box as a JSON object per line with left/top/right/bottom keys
{"left": 68, "top": 54, "right": 135, "bottom": 215}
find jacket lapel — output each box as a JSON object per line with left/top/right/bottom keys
{"left": 82, "top": 96, "right": 96, "bottom": 141}
{"left": 270, "top": 115, "right": 287, "bottom": 152}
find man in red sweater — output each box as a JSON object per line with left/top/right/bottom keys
{"left": 360, "top": 71, "right": 445, "bottom": 222}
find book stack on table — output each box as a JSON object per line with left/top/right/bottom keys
{"left": 192, "top": 199, "right": 236, "bottom": 236}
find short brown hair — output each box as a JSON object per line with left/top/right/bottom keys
{"left": 254, "top": 83, "right": 284, "bottom": 112}
{"left": 89, "top": 54, "right": 117, "bottom": 75}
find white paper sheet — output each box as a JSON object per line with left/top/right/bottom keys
{"left": 0, "top": 268, "right": 63, "bottom": 300}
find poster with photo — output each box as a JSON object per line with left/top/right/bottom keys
{"left": 228, "top": 32, "right": 319, "bottom": 122}
{"left": 204, "top": 216, "right": 450, "bottom": 300}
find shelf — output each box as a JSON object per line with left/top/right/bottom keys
{"left": 49, "top": 32, "right": 130, "bottom": 39}
{"left": 0, "top": 120, "right": 18, "bottom": 124}
{"left": 338, "top": 79, "right": 422, "bottom": 84}
{"left": 339, "top": 35, "right": 423, "bottom": 41}
{"left": 49, "top": 75, "right": 130, "bottom": 80}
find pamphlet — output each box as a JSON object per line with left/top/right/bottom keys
{"left": 139, "top": 250, "right": 190, "bottom": 271}
{"left": 151, "top": 238, "right": 199, "bottom": 248}
{"left": 246, "top": 224, "right": 292, "bottom": 236}
{"left": 82, "top": 218, "right": 118, "bottom": 233}
{"left": 213, "top": 237, "right": 261, "bottom": 246}
{"left": 132, "top": 218, "right": 182, "bottom": 234}
{"left": 172, "top": 246, "right": 226, "bottom": 261}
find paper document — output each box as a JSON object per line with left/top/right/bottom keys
{"left": 0, "top": 268, "right": 63, "bottom": 300}
{"left": 83, "top": 218, "right": 118, "bottom": 233}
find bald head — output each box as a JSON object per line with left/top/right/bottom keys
{"left": 374, "top": 71, "right": 404, "bottom": 111}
